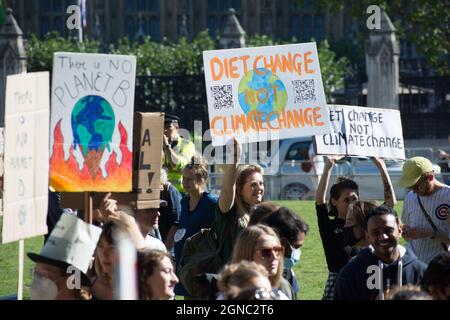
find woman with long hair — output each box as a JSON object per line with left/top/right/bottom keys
{"left": 91, "top": 222, "right": 119, "bottom": 300}
{"left": 231, "top": 224, "right": 293, "bottom": 299}
{"left": 137, "top": 249, "right": 178, "bottom": 300}
{"left": 216, "top": 140, "right": 265, "bottom": 265}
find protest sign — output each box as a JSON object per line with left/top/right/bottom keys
{"left": 2, "top": 72, "right": 49, "bottom": 243}
{"left": 50, "top": 52, "right": 136, "bottom": 192}
{"left": 313, "top": 105, "right": 405, "bottom": 160}
{"left": 61, "top": 113, "right": 164, "bottom": 210}
{"left": 203, "top": 42, "right": 331, "bottom": 146}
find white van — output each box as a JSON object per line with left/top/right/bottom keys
{"left": 207, "top": 138, "right": 437, "bottom": 201}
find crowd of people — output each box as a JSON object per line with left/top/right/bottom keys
{"left": 26, "top": 115, "right": 449, "bottom": 300}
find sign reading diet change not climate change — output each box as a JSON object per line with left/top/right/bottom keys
{"left": 50, "top": 52, "right": 136, "bottom": 192}
{"left": 203, "top": 42, "right": 331, "bottom": 146}
{"left": 313, "top": 105, "right": 405, "bottom": 160}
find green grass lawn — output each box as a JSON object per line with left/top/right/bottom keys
{"left": 0, "top": 201, "right": 404, "bottom": 300}
{"left": 0, "top": 217, "right": 44, "bottom": 299}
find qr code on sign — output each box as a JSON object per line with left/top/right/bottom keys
{"left": 210, "top": 85, "right": 233, "bottom": 109}
{"left": 292, "top": 79, "right": 316, "bottom": 103}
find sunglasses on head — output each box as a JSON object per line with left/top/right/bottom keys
{"left": 258, "top": 246, "right": 284, "bottom": 259}
{"left": 254, "top": 288, "right": 283, "bottom": 300}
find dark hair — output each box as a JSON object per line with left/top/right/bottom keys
{"left": 328, "top": 177, "right": 359, "bottom": 216}
{"left": 348, "top": 200, "right": 379, "bottom": 228}
{"left": 363, "top": 205, "right": 399, "bottom": 230}
{"left": 248, "top": 202, "right": 281, "bottom": 226}
{"left": 386, "top": 285, "right": 433, "bottom": 300}
{"left": 99, "top": 222, "right": 115, "bottom": 244}
{"left": 424, "top": 252, "right": 450, "bottom": 291}
{"left": 94, "top": 222, "right": 116, "bottom": 283}
{"left": 260, "top": 207, "right": 309, "bottom": 245}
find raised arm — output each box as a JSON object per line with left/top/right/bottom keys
{"left": 371, "top": 157, "right": 397, "bottom": 208}
{"left": 99, "top": 193, "right": 147, "bottom": 250}
{"left": 218, "top": 139, "right": 242, "bottom": 214}
{"left": 316, "top": 156, "right": 343, "bottom": 204}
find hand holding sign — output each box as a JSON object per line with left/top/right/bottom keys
{"left": 226, "top": 138, "right": 243, "bottom": 164}
{"left": 314, "top": 105, "right": 405, "bottom": 160}
{"left": 325, "top": 155, "right": 345, "bottom": 167}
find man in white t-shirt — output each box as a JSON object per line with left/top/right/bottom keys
{"left": 399, "top": 157, "right": 450, "bottom": 264}
{"left": 101, "top": 193, "right": 167, "bottom": 252}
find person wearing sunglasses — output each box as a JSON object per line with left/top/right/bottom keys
{"left": 316, "top": 156, "right": 396, "bottom": 300}
{"left": 231, "top": 224, "right": 293, "bottom": 299}
{"left": 399, "top": 156, "right": 449, "bottom": 264}
{"left": 258, "top": 207, "right": 309, "bottom": 300}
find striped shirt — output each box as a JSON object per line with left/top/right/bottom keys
{"left": 402, "top": 185, "right": 450, "bottom": 264}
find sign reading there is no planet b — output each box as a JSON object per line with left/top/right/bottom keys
{"left": 50, "top": 52, "right": 136, "bottom": 192}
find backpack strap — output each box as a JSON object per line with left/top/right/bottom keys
{"left": 416, "top": 195, "right": 448, "bottom": 252}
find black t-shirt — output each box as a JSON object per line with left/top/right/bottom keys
{"left": 316, "top": 203, "right": 358, "bottom": 273}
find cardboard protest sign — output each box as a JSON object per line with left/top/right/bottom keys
{"left": 313, "top": 105, "right": 405, "bottom": 160}
{"left": 2, "top": 72, "right": 49, "bottom": 243}
{"left": 61, "top": 113, "right": 164, "bottom": 210}
{"left": 50, "top": 52, "right": 136, "bottom": 192}
{"left": 203, "top": 42, "right": 331, "bottom": 146}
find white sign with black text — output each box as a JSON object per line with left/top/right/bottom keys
{"left": 313, "top": 105, "right": 405, "bottom": 160}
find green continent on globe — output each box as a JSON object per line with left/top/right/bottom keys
{"left": 238, "top": 68, "right": 287, "bottom": 122}
{"left": 71, "top": 95, "right": 115, "bottom": 156}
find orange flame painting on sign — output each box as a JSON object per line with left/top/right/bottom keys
{"left": 49, "top": 52, "right": 136, "bottom": 192}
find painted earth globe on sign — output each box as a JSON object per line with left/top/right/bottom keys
{"left": 71, "top": 95, "right": 115, "bottom": 178}
{"left": 238, "top": 68, "right": 287, "bottom": 122}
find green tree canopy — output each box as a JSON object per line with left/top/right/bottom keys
{"left": 304, "top": 0, "right": 450, "bottom": 75}
{"left": 27, "top": 31, "right": 349, "bottom": 100}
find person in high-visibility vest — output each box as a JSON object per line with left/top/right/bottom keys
{"left": 163, "top": 114, "right": 195, "bottom": 192}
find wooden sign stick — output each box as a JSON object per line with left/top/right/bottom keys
{"left": 84, "top": 192, "right": 93, "bottom": 224}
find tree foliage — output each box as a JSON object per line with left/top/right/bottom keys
{"left": 303, "top": 0, "right": 450, "bottom": 75}
{"left": 27, "top": 32, "right": 100, "bottom": 72}
{"left": 26, "top": 31, "right": 349, "bottom": 99}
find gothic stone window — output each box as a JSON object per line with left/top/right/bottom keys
{"left": 207, "top": 0, "right": 241, "bottom": 38}
{"left": 39, "top": 0, "right": 69, "bottom": 37}
{"left": 125, "top": 0, "right": 159, "bottom": 40}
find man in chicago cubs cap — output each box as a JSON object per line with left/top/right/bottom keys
{"left": 399, "top": 157, "right": 449, "bottom": 264}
